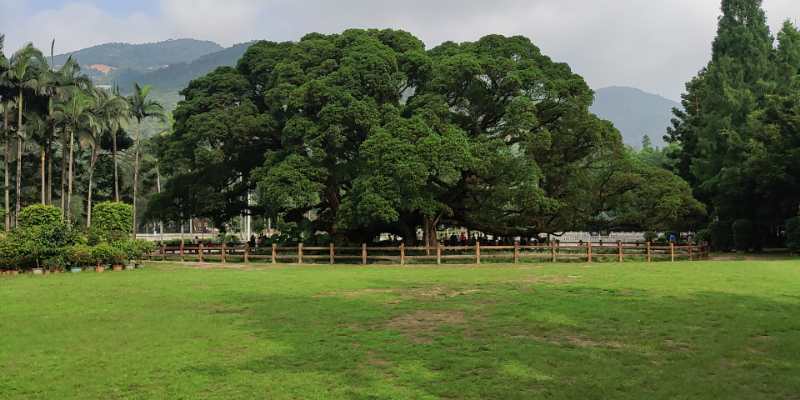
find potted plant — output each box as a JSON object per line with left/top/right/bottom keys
{"left": 110, "top": 245, "right": 127, "bottom": 271}
{"left": 91, "top": 243, "right": 113, "bottom": 273}
{"left": 66, "top": 245, "right": 94, "bottom": 273}
{"left": 42, "top": 256, "right": 65, "bottom": 274}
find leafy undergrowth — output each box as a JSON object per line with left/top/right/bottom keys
{"left": 1, "top": 260, "right": 799, "bottom": 399}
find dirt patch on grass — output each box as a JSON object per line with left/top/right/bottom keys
{"left": 315, "top": 288, "right": 397, "bottom": 299}
{"left": 513, "top": 275, "right": 579, "bottom": 285}
{"left": 387, "top": 310, "right": 466, "bottom": 344}
{"left": 316, "top": 286, "right": 482, "bottom": 301}
{"left": 515, "top": 333, "right": 625, "bottom": 349}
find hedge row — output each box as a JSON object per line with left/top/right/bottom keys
{"left": 0, "top": 202, "right": 154, "bottom": 272}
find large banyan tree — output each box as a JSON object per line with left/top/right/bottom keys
{"left": 152, "top": 29, "right": 703, "bottom": 244}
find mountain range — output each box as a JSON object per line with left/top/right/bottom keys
{"left": 54, "top": 39, "right": 680, "bottom": 148}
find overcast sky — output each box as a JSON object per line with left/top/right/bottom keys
{"left": 1, "top": 0, "right": 798, "bottom": 100}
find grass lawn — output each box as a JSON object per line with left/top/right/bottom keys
{"left": 1, "top": 260, "right": 799, "bottom": 399}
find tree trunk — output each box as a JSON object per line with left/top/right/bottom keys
{"left": 40, "top": 146, "right": 45, "bottom": 204}
{"left": 423, "top": 215, "right": 441, "bottom": 255}
{"left": 86, "top": 147, "right": 98, "bottom": 228}
{"left": 15, "top": 90, "right": 23, "bottom": 226}
{"left": 60, "top": 132, "right": 67, "bottom": 214}
{"left": 156, "top": 165, "right": 163, "bottom": 239}
{"left": 66, "top": 127, "right": 74, "bottom": 223}
{"left": 112, "top": 130, "right": 119, "bottom": 202}
{"left": 3, "top": 107, "right": 9, "bottom": 231}
{"left": 46, "top": 136, "right": 53, "bottom": 205}
{"left": 132, "top": 120, "right": 141, "bottom": 239}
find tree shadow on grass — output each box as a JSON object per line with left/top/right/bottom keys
{"left": 183, "top": 283, "right": 800, "bottom": 400}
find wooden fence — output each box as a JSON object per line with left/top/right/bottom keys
{"left": 148, "top": 241, "right": 709, "bottom": 265}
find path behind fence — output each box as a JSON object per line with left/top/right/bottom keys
{"left": 149, "top": 241, "right": 709, "bottom": 265}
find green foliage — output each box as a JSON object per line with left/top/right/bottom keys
{"left": 732, "top": 219, "right": 756, "bottom": 252}
{"left": 18, "top": 205, "right": 61, "bottom": 228}
{"left": 709, "top": 220, "right": 734, "bottom": 251}
{"left": 668, "top": 2, "right": 800, "bottom": 249}
{"left": 66, "top": 244, "right": 95, "bottom": 268}
{"left": 0, "top": 236, "right": 25, "bottom": 270}
{"left": 118, "top": 239, "right": 155, "bottom": 261}
{"left": 91, "top": 243, "right": 115, "bottom": 266}
{"left": 90, "top": 202, "right": 133, "bottom": 243}
{"left": 785, "top": 217, "right": 800, "bottom": 252}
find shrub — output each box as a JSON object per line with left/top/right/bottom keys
{"left": 786, "top": 217, "right": 800, "bottom": 253}
{"left": 709, "top": 220, "right": 733, "bottom": 251}
{"left": 128, "top": 240, "right": 155, "bottom": 260}
{"left": 91, "top": 243, "right": 115, "bottom": 266}
{"left": 643, "top": 231, "right": 658, "bottom": 243}
{"left": 732, "top": 219, "right": 755, "bottom": 252}
{"left": 18, "top": 205, "right": 61, "bottom": 228}
{"left": 0, "top": 235, "right": 24, "bottom": 271}
{"left": 66, "top": 244, "right": 95, "bottom": 268}
{"left": 90, "top": 202, "right": 133, "bottom": 244}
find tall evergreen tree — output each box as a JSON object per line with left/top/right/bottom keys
{"left": 667, "top": 0, "right": 778, "bottom": 248}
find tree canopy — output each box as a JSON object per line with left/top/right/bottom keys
{"left": 667, "top": 0, "right": 800, "bottom": 249}
{"left": 156, "top": 29, "right": 703, "bottom": 244}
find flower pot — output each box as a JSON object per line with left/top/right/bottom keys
{"left": 32, "top": 268, "right": 44, "bottom": 275}
{"left": 70, "top": 267, "right": 82, "bottom": 273}
{"left": 112, "top": 264, "right": 124, "bottom": 272}
{"left": 95, "top": 266, "right": 105, "bottom": 273}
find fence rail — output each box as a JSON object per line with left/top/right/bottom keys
{"left": 149, "top": 241, "right": 709, "bottom": 265}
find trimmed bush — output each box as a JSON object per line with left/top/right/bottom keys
{"left": 90, "top": 202, "right": 133, "bottom": 244}
{"left": 643, "top": 231, "right": 658, "bottom": 243}
{"left": 786, "top": 217, "right": 800, "bottom": 253}
{"left": 732, "top": 219, "right": 755, "bottom": 252}
{"left": 0, "top": 236, "right": 25, "bottom": 271}
{"left": 18, "top": 204, "right": 61, "bottom": 228}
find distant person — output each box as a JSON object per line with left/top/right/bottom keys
{"left": 460, "top": 232, "right": 467, "bottom": 245}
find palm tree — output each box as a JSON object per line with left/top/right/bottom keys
{"left": 51, "top": 58, "right": 90, "bottom": 212}
{"left": 0, "top": 34, "right": 11, "bottom": 230}
{"left": 99, "top": 86, "right": 129, "bottom": 202}
{"left": 0, "top": 100, "right": 11, "bottom": 231}
{"left": 2, "top": 43, "right": 46, "bottom": 225}
{"left": 85, "top": 88, "right": 128, "bottom": 226}
{"left": 53, "top": 89, "right": 95, "bottom": 223}
{"left": 127, "top": 83, "right": 164, "bottom": 238}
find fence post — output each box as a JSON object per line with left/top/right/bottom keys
{"left": 244, "top": 244, "right": 250, "bottom": 264}
{"left": 221, "top": 242, "right": 227, "bottom": 264}
{"left": 330, "top": 243, "right": 335, "bottom": 265}
{"left": 198, "top": 242, "right": 204, "bottom": 263}
{"left": 618, "top": 240, "right": 623, "bottom": 263}
{"left": 587, "top": 241, "right": 592, "bottom": 263}
{"left": 646, "top": 241, "right": 652, "bottom": 263}
{"left": 180, "top": 239, "right": 185, "bottom": 262}
{"left": 362, "top": 243, "right": 367, "bottom": 265}
{"left": 670, "top": 242, "right": 675, "bottom": 262}
{"left": 551, "top": 241, "right": 556, "bottom": 263}
{"left": 298, "top": 243, "right": 303, "bottom": 264}
{"left": 513, "top": 241, "right": 520, "bottom": 264}
{"left": 436, "top": 242, "right": 442, "bottom": 265}
{"left": 161, "top": 244, "right": 166, "bottom": 261}
{"left": 271, "top": 243, "right": 277, "bottom": 264}
{"left": 399, "top": 243, "right": 405, "bottom": 265}
{"left": 476, "top": 242, "right": 481, "bottom": 265}
{"left": 688, "top": 243, "right": 693, "bottom": 261}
